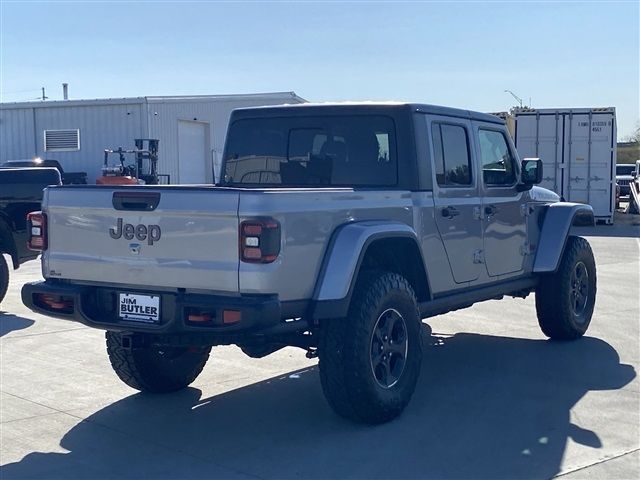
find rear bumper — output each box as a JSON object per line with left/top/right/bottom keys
{"left": 21, "top": 280, "right": 284, "bottom": 337}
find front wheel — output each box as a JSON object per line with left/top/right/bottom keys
{"left": 106, "top": 332, "right": 211, "bottom": 393}
{"left": 535, "top": 236, "right": 597, "bottom": 340}
{"left": 318, "top": 271, "right": 422, "bottom": 424}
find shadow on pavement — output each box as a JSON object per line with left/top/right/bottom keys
{"left": 0, "top": 313, "right": 34, "bottom": 337}
{"left": 1, "top": 331, "right": 636, "bottom": 479}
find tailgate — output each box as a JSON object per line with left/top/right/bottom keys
{"left": 43, "top": 187, "right": 240, "bottom": 293}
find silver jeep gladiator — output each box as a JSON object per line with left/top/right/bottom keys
{"left": 22, "top": 103, "right": 597, "bottom": 424}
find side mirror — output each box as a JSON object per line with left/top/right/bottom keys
{"left": 517, "top": 158, "right": 543, "bottom": 191}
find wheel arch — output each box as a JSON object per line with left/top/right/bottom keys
{"left": 0, "top": 215, "right": 19, "bottom": 269}
{"left": 311, "top": 221, "right": 430, "bottom": 320}
{"left": 533, "top": 202, "right": 595, "bottom": 273}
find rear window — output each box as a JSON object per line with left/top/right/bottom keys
{"left": 222, "top": 115, "right": 397, "bottom": 187}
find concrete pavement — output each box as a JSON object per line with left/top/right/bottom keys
{"left": 1, "top": 228, "right": 638, "bottom": 479}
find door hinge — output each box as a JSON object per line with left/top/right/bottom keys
{"left": 520, "top": 243, "right": 535, "bottom": 256}
{"left": 473, "top": 249, "right": 485, "bottom": 264}
{"left": 473, "top": 206, "right": 484, "bottom": 220}
{"left": 520, "top": 204, "right": 533, "bottom": 217}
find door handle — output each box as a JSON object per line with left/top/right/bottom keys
{"left": 441, "top": 206, "right": 460, "bottom": 219}
{"left": 484, "top": 205, "right": 498, "bottom": 216}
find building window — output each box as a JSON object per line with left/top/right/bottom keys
{"left": 44, "top": 129, "right": 80, "bottom": 151}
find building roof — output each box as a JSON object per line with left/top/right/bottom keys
{"left": 0, "top": 91, "right": 306, "bottom": 109}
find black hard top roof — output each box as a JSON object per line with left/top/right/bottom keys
{"left": 232, "top": 102, "right": 504, "bottom": 125}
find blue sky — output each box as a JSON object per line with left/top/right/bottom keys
{"left": 1, "top": 1, "right": 638, "bottom": 139}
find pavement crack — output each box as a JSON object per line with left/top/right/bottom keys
{"left": 0, "top": 326, "right": 88, "bottom": 340}
{"left": 1, "top": 390, "right": 67, "bottom": 415}
{"left": 1, "top": 410, "right": 64, "bottom": 425}
{"left": 555, "top": 447, "right": 640, "bottom": 478}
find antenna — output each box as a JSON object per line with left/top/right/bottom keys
{"left": 504, "top": 89, "right": 523, "bottom": 108}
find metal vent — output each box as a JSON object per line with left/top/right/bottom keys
{"left": 44, "top": 129, "right": 80, "bottom": 151}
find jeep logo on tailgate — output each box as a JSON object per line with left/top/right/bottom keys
{"left": 109, "top": 218, "right": 161, "bottom": 245}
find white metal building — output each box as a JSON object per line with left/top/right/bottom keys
{"left": 0, "top": 92, "right": 306, "bottom": 184}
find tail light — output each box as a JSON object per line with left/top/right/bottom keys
{"left": 34, "top": 293, "right": 74, "bottom": 314}
{"left": 240, "top": 218, "right": 280, "bottom": 263}
{"left": 27, "top": 211, "right": 47, "bottom": 251}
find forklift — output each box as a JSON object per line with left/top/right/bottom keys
{"left": 96, "top": 139, "right": 169, "bottom": 185}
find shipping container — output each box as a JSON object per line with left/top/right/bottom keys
{"left": 512, "top": 107, "right": 616, "bottom": 224}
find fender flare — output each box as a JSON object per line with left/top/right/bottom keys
{"left": 533, "top": 202, "right": 594, "bottom": 273}
{"left": 311, "top": 221, "right": 425, "bottom": 320}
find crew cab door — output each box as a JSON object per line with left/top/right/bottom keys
{"left": 473, "top": 122, "right": 526, "bottom": 276}
{"left": 428, "top": 117, "right": 483, "bottom": 284}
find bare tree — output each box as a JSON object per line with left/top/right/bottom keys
{"left": 623, "top": 122, "right": 640, "bottom": 144}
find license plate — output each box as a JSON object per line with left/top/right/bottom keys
{"left": 118, "top": 293, "right": 160, "bottom": 323}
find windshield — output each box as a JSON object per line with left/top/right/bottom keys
{"left": 617, "top": 165, "right": 635, "bottom": 175}
{"left": 222, "top": 115, "right": 397, "bottom": 187}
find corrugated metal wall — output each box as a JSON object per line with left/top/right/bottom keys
{"left": 1, "top": 94, "right": 304, "bottom": 184}
{"left": 0, "top": 108, "right": 37, "bottom": 161}
{"left": 1, "top": 101, "right": 144, "bottom": 182}
{"left": 147, "top": 100, "right": 217, "bottom": 184}
{"left": 34, "top": 103, "right": 145, "bottom": 182}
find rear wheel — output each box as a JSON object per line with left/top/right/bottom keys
{"left": 0, "top": 254, "right": 9, "bottom": 305}
{"left": 535, "top": 236, "right": 597, "bottom": 340}
{"left": 106, "top": 332, "right": 211, "bottom": 393}
{"left": 318, "top": 271, "right": 422, "bottom": 424}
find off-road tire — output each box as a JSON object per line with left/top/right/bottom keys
{"left": 106, "top": 332, "right": 211, "bottom": 393}
{"left": 0, "top": 254, "right": 9, "bottom": 305}
{"left": 535, "top": 236, "right": 597, "bottom": 340}
{"left": 318, "top": 271, "right": 422, "bottom": 424}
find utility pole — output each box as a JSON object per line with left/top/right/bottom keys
{"left": 504, "top": 89, "right": 523, "bottom": 108}
{"left": 41, "top": 87, "right": 48, "bottom": 101}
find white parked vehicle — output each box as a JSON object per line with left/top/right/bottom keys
{"left": 616, "top": 163, "right": 635, "bottom": 198}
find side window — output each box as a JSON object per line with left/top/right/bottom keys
{"left": 431, "top": 124, "right": 445, "bottom": 185}
{"left": 431, "top": 123, "right": 472, "bottom": 187}
{"left": 479, "top": 129, "right": 516, "bottom": 186}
